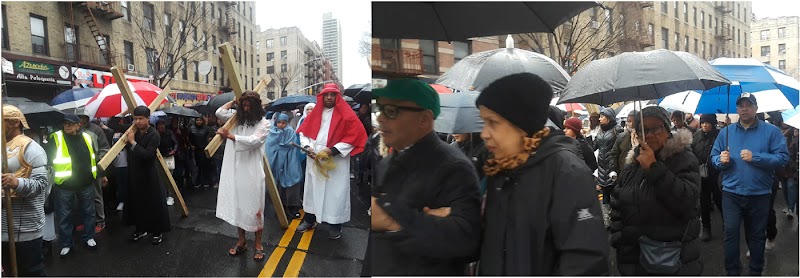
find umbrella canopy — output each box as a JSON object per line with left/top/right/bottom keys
{"left": 558, "top": 49, "right": 730, "bottom": 106}
{"left": 615, "top": 100, "right": 660, "bottom": 119}
{"left": 207, "top": 92, "right": 235, "bottom": 113}
{"left": 782, "top": 105, "right": 800, "bottom": 129}
{"left": 372, "top": 1, "right": 599, "bottom": 41}
{"left": 161, "top": 106, "right": 202, "bottom": 118}
{"left": 51, "top": 87, "right": 100, "bottom": 110}
{"left": 84, "top": 82, "right": 168, "bottom": 118}
{"left": 190, "top": 100, "right": 210, "bottom": 115}
{"left": 2, "top": 98, "right": 65, "bottom": 127}
{"left": 435, "top": 91, "right": 483, "bottom": 134}
{"left": 266, "top": 95, "right": 316, "bottom": 112}
{"left": 659, "top": 86, "right": 794, "bottom": 114}
{"left": 557, "top": 103, "right": 586, "bottom": 112}
{"left": 430, "top": 84, "right": 453, "bottom": 94}
{"left": 708, "top": 57, "right": 800, "bottom": 106}
{"left": 437, "top": 48, "right": 570, "bottom": 94}
{"left": 344, "top": 83, "right": 372, "bottom": 104}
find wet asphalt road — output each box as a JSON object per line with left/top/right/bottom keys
{"left": 44, "top": 180, "right": 370, "bottom": 277}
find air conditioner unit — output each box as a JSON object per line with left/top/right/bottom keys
{"left": 591, "top": 21, "right": 600, "bottom": 29}
{"left": 127, "top": 64, "right": 135, "bottom": 71}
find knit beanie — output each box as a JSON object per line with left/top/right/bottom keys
{"left": 564, "top": 117, "right": 583, "bottom": 134}
{"left": 475, "top": 73, "right": 553, "bottom": 136}
{"left": 633, "top": 106, "right": 671, "bottom": 132}
{"left": 699, "top": 114, "right": 717, "bottom": 125}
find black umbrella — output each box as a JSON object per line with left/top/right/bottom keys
{"left": 435, "top": 91, "right": 483, "bottom": 134}
{"left": 207, "top": 93, "right": 235, "bottom": 113}
{"left": 436, "top": 48, "right": 571, "bottom": 94}
{"left": 190, "top": 100, "right": 210, "bottom": 115}
{"left": 161, "top": 106, "right": 203, "bottom": 118}
{"left": 344, "top": 83, "right": 372, "bottom": 104}
{"left": 557, "top": 49, "right": 730, "bottom": 106}
{"left": 266, "top": 95, "right": 317, "bottom": 112}
{"left": 2, "top": 98, "right": 64, "bottom": 127}
{"left": 373, "top": 1, "right": 600, "bottom": 41}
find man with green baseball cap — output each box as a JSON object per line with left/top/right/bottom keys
{"left": 371, "top": 78, "right": 481, "bottom": 275}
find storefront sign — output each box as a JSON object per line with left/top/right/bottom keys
{"left": 14, "top": 60, "right": 54, "bottom": 75}
{"left": 170, "top": 92, "right": 213, "bottom": 101}
{"left": 72, "top": 67, "right": 150, "bottom": 89}
{"left": 2, "top": 57, "right": 70, "bottom": 85}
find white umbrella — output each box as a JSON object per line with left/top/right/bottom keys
{"left": 659, "top": 88, "right": 793, "bottom": 114}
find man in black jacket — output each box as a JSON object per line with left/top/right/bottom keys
{"left": 371, "top": 79, "right": 482, "bottom": 275}
{"left": 189, "top": 116, "right": 214, "bottom": 188}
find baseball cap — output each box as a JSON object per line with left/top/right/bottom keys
{"left": 64, "top": 114, "right": 81, "bottom": 124}
{"left": 373, "top": 79, "right": 440, "bottom": 119}
{"left": 736, "top": 92, "right": 758, "bottom": 106}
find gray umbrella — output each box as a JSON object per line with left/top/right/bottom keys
{"left": 436, "top": 48, "right": 571, "bottom": 94}
{"left": 2, "top": 98, "right": 64, "bottom": 127}
{"left": 435, "top": 91, "right": 484, "bottom": 134}
{"left": 557, "top": 49, "right": 730, "bottom": 106}
{"left": 373, "top": 2, "right": 600, "bottom": 41}
{"left": 161, "top": 106, "right": 203, "bottom": 118}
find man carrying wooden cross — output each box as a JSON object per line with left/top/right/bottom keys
{"left": 296, "top": 84, "right": 368, "bottom": 240}
{"left": 215, "top": 91, "right": 272, "bottom": 261}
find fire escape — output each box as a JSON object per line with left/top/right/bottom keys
{"left": 68, "top": 2, "right": 124, "bottom": 68}
{"left": 715, "top": 1, "right": 733, "bottom": 58}
{"left": 618, "top": 2, "right": 656, "bottom": 52}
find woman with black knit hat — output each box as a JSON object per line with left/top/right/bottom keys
{"left": 610, "top": 106, "right": 702, "bottom": 276}
{"left": 595, "top": 107, "right": 623, "bottom": 228}
{"left": 692, "top": 114, "right": 723, "bottom": 242}
{"left": 476, "top": 73, "right": 609, "bottom": 275}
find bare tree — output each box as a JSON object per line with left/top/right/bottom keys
{"left": 132, "top": 2, "right": 221, "bottom": 88}
{"left": 358, "top": 21, "right": 372, "bottom": 58}
{"left": 515, "top": 3, "right": 633, "bottom": 77}
{"left": 270, "top": 62, "right": 304, "bottom": 98}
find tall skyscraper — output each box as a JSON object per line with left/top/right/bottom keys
{"left": 322, "top": 12, "right": 343, "bottom": 82}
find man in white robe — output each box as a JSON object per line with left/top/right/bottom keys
{"left": 296, "top": 84, "right": 368, "bottom": 240}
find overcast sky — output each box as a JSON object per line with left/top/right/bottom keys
{"left": 752, "top": 0, "right": 800, "bottom": 19}
{"left": 254, "top": 0, "right": 371, "bottom": 88}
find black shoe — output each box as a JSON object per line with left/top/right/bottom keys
{"left": 328, "top": 226, "right": 342, "bottom": 240}
{"left": 296, "top": 221, "right": 317, "bottom": 233}
{"left": 151, "top": 234, "right": 163, "bottom": 245}
{"left": 130, "top": 232, "right": 148, "bottom": 242}
{"left": 701, "top": 229, "right": 712, "bottom": 242}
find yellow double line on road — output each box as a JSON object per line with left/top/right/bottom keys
{"left": 258, "top": 216, "right": 315, "bottom": 277}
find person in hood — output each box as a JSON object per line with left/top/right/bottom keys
{"left": 610, "top": 106, "right": 702, "bottom": 275}
{"left": 692, "top": 114, "right": 723, "bottom": 242}
{"left": 476, "top": 73, "right": 609, "bottom": 275}
{"left": 594, "top": 107, "right": 622, "bottom": 228}
{"left": 265, "top": 113, "right": 304, "bottom": 219}
{"left": 296, "top": 84, "right": 367, "bottom": 240}
{"left": 612, "top": 113, "right": 640, "bottom": 180}
{"left": 564, "top": 117, "right": 598, "bottom": 172}
{"left": 672, "top": 110, "right": 697, "bottom": 133}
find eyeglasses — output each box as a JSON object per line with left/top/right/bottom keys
{"left": 375, "top": 103, "right": 425, "bottom": 119}
{"left": 636, "top": 125, "right": 665, "bottom": 136}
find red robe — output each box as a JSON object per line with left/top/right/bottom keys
{"left": 296, "top": 84, "right": 367, "bottom": 156}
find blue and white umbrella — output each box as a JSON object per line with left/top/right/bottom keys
{"left": 783, "top": 105, "right": 800, "bottom": 129}
{"left": 659, "top": 84, "right": 794, "bottom": 114}
{"left": 708, "top": 57, "right": 800, "bottom": 106}
{"left": 51, "top": 87, "right": 100, "bottom": 110}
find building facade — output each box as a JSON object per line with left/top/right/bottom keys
{"left": 1, "top": 1, "right": 258, "bottom": 107}
{"left": 371, "top": 36, "right": 501, "bottom": 81}
{"left": 322, "top": 12, "right": 342, "bottom": 82}
{"left": 751, "top": 16, "right": 800, "bottom": 80}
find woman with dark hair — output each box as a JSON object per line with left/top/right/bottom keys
{"left": 214, "top": 91, "right": 272, "bottom": 261}
{"left": 692, "top": 114, "right": 722, "bottom": 241}
{"left": 475, "top": 73, "right": 609, "bottom": 275}
{"left": 610, "top": 106, "right": 701, "bottom": 275}
{"left": 595, "top": 107, "right": 622, "bottom": 228}
{"left": 564, "top": 117, "right": 598, "bottom": 172}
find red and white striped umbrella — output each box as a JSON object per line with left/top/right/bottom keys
{"left": 84, "top": 81, "right": 168, "bottom": 118}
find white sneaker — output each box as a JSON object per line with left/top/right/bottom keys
{"left": 60, "top": 247, "right": 71, "bottom": 256}
{"left": 166, "top": 197, "right": 174, "bottom": 206}
{"left": 86, "top": 239, "right": 97, "bottom": 247}
{"left": 765, "top": 239, "right": 776, "bottom": 251}
{"left": 746, "top": 251, "right": 750, "bottom": 258}
{"left": 116, "top": 203, "right": 124, "bottom": 211}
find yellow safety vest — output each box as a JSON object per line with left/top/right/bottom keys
{"left": 52, "top": 131, "right": 97, "bottom": 185}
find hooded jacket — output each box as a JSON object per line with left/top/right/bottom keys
{"left": 609, "top": 129, "right": 702, "bottom": 275}
{"left": 594, "top": 108, "right": 623, "bottom": 187}
{"left": 479, "top": 134, "right": 609, "bottom": 275}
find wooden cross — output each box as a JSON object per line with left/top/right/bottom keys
{"left": 96, "top": 67, "right": 189, "bottom": 217}
{"left": 1, "top": 104, "right": 19, "bottom": 277}
{"left": 203, "top": 43, "right": 288, "bottom": 228}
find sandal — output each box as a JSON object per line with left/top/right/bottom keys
{"left": 253, "top": 248, "right": 266, "bottom": 261}
{"left": 228, "top": 244, "right": 247, "bottom": 256}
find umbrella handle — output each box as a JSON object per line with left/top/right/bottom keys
{"left": 726, "top": 85, "right": 730, "bottom": 150}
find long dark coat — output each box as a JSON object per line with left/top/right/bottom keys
{"left": 123, "top": 126, "right": 171, "bottom": 234}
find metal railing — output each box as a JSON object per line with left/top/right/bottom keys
{"left": 63, "top": 43, "right": 125, "bottom": 68}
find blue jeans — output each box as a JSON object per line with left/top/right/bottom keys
{"left": 783, "top": 178, "right": 798, "bottom": 214}
{"left": 54, "top": 186, "right": 96, "bottom": 248}
{"left": 722, "top": 191, "right": 770, "bottom": 276}
{"left": 115, "top": 167, "right": 128, "bottom": 204}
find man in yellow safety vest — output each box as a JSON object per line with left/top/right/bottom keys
{"left": 44, "top": 114, "right": 102, "bottom": 257}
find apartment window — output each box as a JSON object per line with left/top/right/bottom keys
{"left": 244, "top": 50, "right": 247, "bottom": 66}
{"left": 256, "top": 54, "right": 260, "bottom": 64}
{"left": 761, "top": 30, "right": 770, "bottom": 40}
{"left": 683, "top": 3, "right": 688, "bottom": 22}
{"left": 210, "top": 3, "right": 214, "bottom": 18}
{"left": 779, "top": 44, "right": 786, "bottom": 54}
{"left": 182, "top": 58, "right": 187, "bottom": 79}
{"left": 213, "top": 66, "right": 217, "bottom": 83}
{"left": 693, "top": 7, "right": 697, "bottom": 26}
{"left": 710, "top": 43, "right": 713, "bottom": 57}
{"left": 280, "top": 36, "right": 287, "bottom": 46}
{"left": 257, "top": 68, "right": 260, "bottom": 76}
{"left": 166, "top": 54, "right": 174, "bottom": 76}
{"left": 267, "top": 66, "right": 274, "bottom": 74}
{"left": 201, "top": 2, "right": 205, "bottom": 17}
{"left": 218, "top": 8, "right": 222, "bottom": 20}
{"left": 178, "top": 20, "right": 185, "bottom": 38}
{"left": 212, "top": 35, "right": 216, "bottom": 49}
{"left": 693, "top": 39, "right": 698, "bottom": 53}
{"left": 661, "top": 28, "right": 669, "bottom": 49}
{"left": 708, "top": 15, "right": 712, "bottom": 30}
{"left": 778, "top": 27, "right": 786, "bottom": 38}
{"left": 120, "top": 1, "right": 130, "bottom": 21}
{"left": 661, "top": 1, "right": 668, "bottom": 13}
{"left": 243, "top": 28, "right": 246, "bottom": 42}
{"left": 590, "top": 7, "right": 598, "bottom": 21}
{"left": 648, "top": 23, "right": 654, "bottom": 38}
{"left": 281, "top": 50, "right": 287, "bottom": 60}
{"left": 761, "top": 46, "right": 770, "bottom": 56}
{"left": 194, "top": 61, "right": 199, "bottom": 82}
{"left": 250, "top": 7, "right": 253, "bottom": 22}
{"left": 280, "top": 64, "right": 287, "bottom": 72}
{"left": 30, "top": 14, "right": 48, "bottom": 55}
{"left": 250, "top": 31, "right": 253, "bottom": 45}
{"left": 591, "top": 48, "right": 601, "bottom": 60}
{"left": 420, "top": 40, "right": 438, "bottom": 74}
{"left": 606, "top": 9, "right": 613, "bottom": 33}
{"left": 779, "top": 60, "right": 786, "bottom": 70}
{"left": 454, "top": 41, "right": 470, "bottom": 64}
{"left": 143, "top": 3, "right": 154, "bottom": 31}
{"left": 220, "top": 67, "right": 224, "bottom": 85}
{"left": 744, "top": 8, "right": 747, "bottom": 22}
{"left": 65, "top": 25, "right": 78, "bottom": 60}
{"left": 146, "top": 48, "right": 156, "bottom": 75}
{"left": 267, "top": 52, "right": 274, "bottom": 61}
{"left": 256, "top": 41, "right": 260, "bottom": 50}
{"left": 164, "top": 13, "right": 171, "bottom": 37}
{"left": 715, "top": 19, "right": 719, "bottom": 34}
{"left": 701, "top": 42, "right": 706, "bottom": 58}
{"left": 250, "top": 54, "right": 253, "bottom": 68}
{"left": 675, "top": 33, "right": 680, "bottom": 50}
{"left": 267, "top": 39, "right": 273, "bottom": 48}
{"left": 192, "top": 25, "right": 197, "bottom": 41}
{"left": 684, "top": 36, "right": 689, "bottom": 52}
{"left": 124, "top": 41, "right": 134, "bottom": 68}
{"left": 673, "top": 2, "right": 678, "bottom": 18}
{"left": 737, "top": 29, "right": 741, "bottom": 45}
{"left": 700, "top": 11, "right": 705, "bottom": 29}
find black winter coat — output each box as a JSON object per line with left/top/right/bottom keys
{"left": 479, "top": 135, "right": 609, "bottom": 276}
{"left": 372, "top": 132, "right": 482, "bottom": 276}
{"left": 452, "top": 137, "right": 490, "bottom": 181}
{"left": 610, "top": 129, "right": 702, "bottom": 275}
{"left": 612, "top": 130, "right": 635, "bottom": 175}
{"left": 691, "top": 128, "right": 720, "bottom": 173}
{"left": 123, "top": 127, "right": 171, "bottom": 234}
{"left": 574, "top": 135, "right": 598, "bottom": 172}
{"left": 595, "top": 123, "right": 622, "bottom": 187}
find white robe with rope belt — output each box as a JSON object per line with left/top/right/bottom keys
{"left": 299, "top": 107, "right": 352, "bottom": 225}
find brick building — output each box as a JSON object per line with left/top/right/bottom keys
{"left": 751, "top": 16, "right": 800, "bottom": 81}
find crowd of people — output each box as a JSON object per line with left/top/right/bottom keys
{"left": 369, "top": 74, "right": 799, "bottom": 276}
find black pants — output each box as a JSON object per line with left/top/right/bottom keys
{"left": 767, "top": 179, "right": 779, "bottom": 240}
{"left": 701, "top": 174, "right": 723, "bottom": 228}
{"left": 194, "top": 152, "right": 214, "bottom": 186}
{"left": 2, "top": 237, "right": 47, "bottom": 277}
